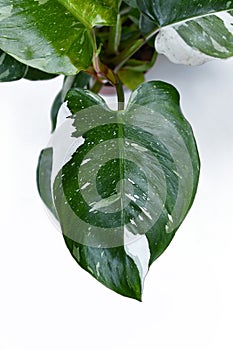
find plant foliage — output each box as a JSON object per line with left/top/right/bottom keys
{"left": 1, "top": 0, "right": 233, "bottom": 300}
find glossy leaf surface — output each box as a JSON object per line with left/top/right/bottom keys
{"left": 137, "top": 1, "right": 233, "bottom": 65}
{"left": 0, "top": 0, "right": 93, "bottom": 74}
{"left": 137, "top": 0, "right": 233, "bottom": 26}
{"left": 39, "top": 82, "right": 200, "bottom": 299}
{"left": 57, "top": 0, "right": 120, "bottom": 28}
{"left": 50, "top": 72, "right": 91, "bottom": 133}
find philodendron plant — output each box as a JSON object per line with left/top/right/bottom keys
{"left": 1, "top": 1, "right": 232, "bottom": 301}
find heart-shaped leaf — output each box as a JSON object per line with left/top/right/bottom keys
{"left": 138, "top": 1, "right": 233, "bottom": 65}
{"left": 0, "top": 1, "right": 93, "bottom": 74}
{"left": 38, "top": 81, "right": 200, "bottom": 300}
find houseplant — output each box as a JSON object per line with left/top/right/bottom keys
{"left": 0, "top": 0, "right": 232, "bottom": 300}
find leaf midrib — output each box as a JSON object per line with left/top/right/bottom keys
{"left": 160, "top": 8, "right": 233, "bottom": 30}
{"left": 56, "top": 0, "right": 92, "bottom": 28}
{"left": 117, "top": 115, "right": 125, "bottom": 233}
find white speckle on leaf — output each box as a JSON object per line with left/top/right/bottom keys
{"left": 127, "top": 178, "right": 135, "bottom": 185}
{"left": 130, "top": 219, "right": 137, "bottom": 226}
{"left": 87, "top": 266, "right": 94, "bottom": 274}
{"left": 89, "top": 193, "right": 121, "bottom": 212}
{"left": 126, "top": 193, "right": 136, "bottom": 202}
{"left": 80, "top": 182, "right": 90, "bottom": 190}
{"left": 96, "top": 262, "right": 100, "bottom": 277}
{"left": 140, "top": 207, "right": 152, "bottom": 220}
{"left": 168, "top": 214, "right": 173, "bottom": 223}
{"left": 36, "top": 0, "right": 49, "bottom": 4}
{"left": 131, "top": 143, "right": 147, "bottom": 152}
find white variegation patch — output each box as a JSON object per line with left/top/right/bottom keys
{"left": 155, "top": 10, "right": 233, "bottom": 65}
{"left": 155, "top": 27, "right": 213, "bottom": 65}
{"left": 48, "top": 118, "right": 83, "bottom": 185}
{"left": 124, "top": 229, "right": 150, "bottom": 285}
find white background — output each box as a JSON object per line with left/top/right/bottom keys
{"left": 0, "top": 55, "right": 233, "bottom": 349}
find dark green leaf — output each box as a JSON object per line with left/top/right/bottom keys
{"left": 124, "top": 0, "right": 137, "bottom": 8}
{"left": 0, "top": 50, "right": 27, "bottom": 82}
{"left": 127, "top": 81, "right": 200, "bottom": 263}
{"left": 65, "top": 88, "right": 107, "bottom": 114}
{"left": 50, "top": 91, "right": 63, "bottom": 133}
{"left": 0, "top": 1, "right": 93, "bottom": 75}
{"left": 37, "top": 148, "right": 58, "bottom": 219}
{"left": 137, "top": 0, "right": 233, "bottom": 26}
{"left": 50, "top": 72, "right": 91, "bottom": 133}
{"left": 139, "top": 14, "right": 157, "bottom": 46}
{"left": 24, "top": 67, "right": 57, "bottom": 81}
{"left": 48, "top": 81, "right": 200, "bottom": 299}
{"left": 64, "top": 236, "right": 142, "bottom": 300}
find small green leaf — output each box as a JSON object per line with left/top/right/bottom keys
{"left": 0, "top": 1, "right": 93, "bottom": 75}
{"left": 65, "top": 88, "right": 107, "bottom": 114}
{"left": 50, "top": 72, "right": 91, "bottom": 133}
{"left": 50, "top": 91, "right": 63, "bottom": 133}
{"left": 37, "top": 148, "right": 58, "bottom": 219}
{"left": 118, "top": 69, "right": 144, "bottom": 90}
{"left": 0, "top": 50, "right": 27, "bottom": 82}
{"left": 46, "top": 81, "right": 200, "bottom": 299}
{"left": 57, "top": 0, "right": 120, "bottom": 28}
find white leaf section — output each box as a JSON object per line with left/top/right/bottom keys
{"left": 216, "top": 11, "right": 233, "bottom": 32}
{"left": 155, "top": 11, "right": 233, "bottom": 65}
{"left": 124, "top": 229, "right": 150, "bottom": 285}
{"left": 155, "top": 27, "right": 213, "bottom": 65}
{"left": 48, "top": 118, "right": 84, "bottom": 185}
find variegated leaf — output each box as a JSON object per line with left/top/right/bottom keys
{"left": 0, "top": 0, "right": 93, "bottom": 75}
{"left": 37, "top": 82, "right": 200, "bottom": 300}
{"left": 137, "top": 1, "right": 233, "bottom": 65}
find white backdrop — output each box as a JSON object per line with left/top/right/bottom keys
{"left": 0, "top": 55, "right": 233, "bottom": 350}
